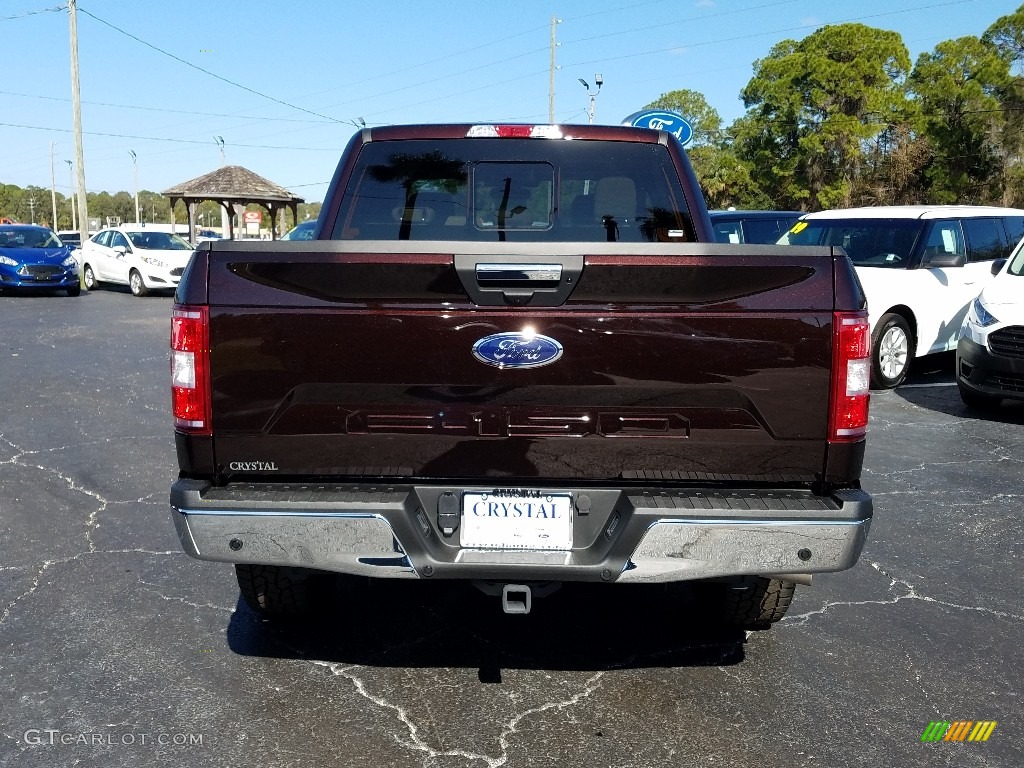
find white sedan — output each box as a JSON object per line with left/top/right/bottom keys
{"left": 80, "top": 226, "right": 194, "bottom": 297}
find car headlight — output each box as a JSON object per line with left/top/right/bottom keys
{"left": 139, "top": 256, "right": 168, "bottom": 268}
{"left": 970, "top": 297, "right": 998, "bottom": 328}
{"left": 62, "top": 255, "right": 78, "bottom": 267}
{"left": 0, "top": 255, "right": 17, "bottom": 267}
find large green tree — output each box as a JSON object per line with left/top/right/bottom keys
{"left": 736, "top": 23, "right": 912, "bottom": 210}
{"left": 644, "top": 90, "right": 767, "bottom": 208}
{"left": 984, "top": 5, "right": 1024, "bottom": 205}
{"left": 909, "top": 36, "right": 1012, "bottom": 203}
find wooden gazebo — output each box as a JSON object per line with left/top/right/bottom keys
{"left": 162, "top": 165, "right": 304, "bottom": 240}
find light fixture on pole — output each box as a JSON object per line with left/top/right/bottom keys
{"left": 578, "top": 74, "right": 603, "bottom": 124}
{"left": 129, "top": 150, "right": 140, "bottom": 224}
{"left": 214, "top": 136, "right": 225, "bottom": 165}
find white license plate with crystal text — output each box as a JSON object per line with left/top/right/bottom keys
{"left": 460, "top": 492, "right": 573, "bottom": 550}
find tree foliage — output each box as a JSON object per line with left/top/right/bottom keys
{"left": 737, "top": 23, "right": 912, "bottom": 210}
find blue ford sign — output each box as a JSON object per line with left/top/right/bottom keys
{"left": 472, "top": 332, "right": 563, "bottom": 369}
{"left": 623, "top": 110, "right": 694, "bottom": 146}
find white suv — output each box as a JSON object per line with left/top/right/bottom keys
{"left": 781, "top": 206, "right": 1024, "bottom": 388}
{"left": 80, "top": 225, "right": 194, "bottom": 297}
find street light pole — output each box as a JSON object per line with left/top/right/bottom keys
{"left": 578, "top": 74, "right": 603, "bottom": 124}
{"left": 129, "top": 150, "right": 140, "bottom": 223}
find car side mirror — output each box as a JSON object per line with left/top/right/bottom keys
{"left": 113, "top": 245, "right": 127, "bottom": 256}
{"left": 991, "top": 258, "right": 1007, "bottom": 276}
{"left": 924, "top": 251, "right": 965, "bottom": 268}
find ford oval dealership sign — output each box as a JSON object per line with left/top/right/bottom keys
{"left": 623, "top": 110, "right": 694, "bottom": 146}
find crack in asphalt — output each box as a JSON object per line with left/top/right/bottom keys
{"left": 309, "top": 660, "right": 604, "bottom": 767}
{"left": 135, "top": 578, "right": 236, "bottom": 614}
{"left": 0, "top": 549, "right": 183, "bottom": 628}
{"left": 781, "top": 561, "right": 1024, "bottom": 628}
{"left": 0, "top": 432, "right": 167, "bottom": 557}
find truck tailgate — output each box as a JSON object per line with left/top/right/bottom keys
{"left": 196, "top": 241, "right": 843, "bottom": 485}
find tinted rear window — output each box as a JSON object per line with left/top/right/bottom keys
{"left": 330, "top": 138, "right": 695, "bottom": 242}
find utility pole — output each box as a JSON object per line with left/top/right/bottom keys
{"left": 69, "top": 0, "right": 89, "bottom": 269}
{"left": 29, "top": 197, "right": 37, "bottom": 224}
{"left": 548, "top": 16, "right": 561, "bottom": 124}
{"left": 65, "top": 160, "right": 76, "bottom": 231}
{"left": 215, "top": 136, "right": 229, "bottom": 237}
{"left": 50, "top": 142, "right": 58, "bottom": 229}
{"left": 129, "top": 150, "right": 140, "bottom": 223}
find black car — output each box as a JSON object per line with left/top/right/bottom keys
{"left": 710, "top": 210, "right": 802, "bottom": 244}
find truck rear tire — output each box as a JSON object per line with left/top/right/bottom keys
{"left": 235, "top": 563, "right": 330, "bottom": 620}
{"left": 715, "top": 576, "right": 797, "bottom": 630}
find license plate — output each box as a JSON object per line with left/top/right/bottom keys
{"left": 461, "top": 492, "right": 573, "bottom": 550}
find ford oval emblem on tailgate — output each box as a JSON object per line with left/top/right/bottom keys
{"left": 472, "top": 332, "right": 563, "bottom": 369}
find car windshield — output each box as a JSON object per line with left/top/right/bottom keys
{"left": 0, "top": 226, "right": 62, "bottom": 249}
{"left": 282, "top": 221, "right": 316, "bottom": 240}
{"left": 124, "top": 231, "right": 192, "bottom": 250}
{"left": 780, "top": 218, "right": 922, "bottom": 267}
{"left": 1009, "top": 239, "right": 1024, "bottom": 276}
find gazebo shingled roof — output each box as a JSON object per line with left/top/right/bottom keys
{"left": 162, "top": 165, "right": 304, "bottom": 240}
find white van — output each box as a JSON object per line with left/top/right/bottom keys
{"left": 780, "top": 206, "right": 1024, "bottom": 388}
{"left": 957, "top": 242, "right": 1024, "bottom": 408}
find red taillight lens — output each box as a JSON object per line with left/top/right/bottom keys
{"left": 829, "top": 311, "right": 871, "bottom": 442}
{"left": 171, "top": 305, "right": 210, "bottom": 434}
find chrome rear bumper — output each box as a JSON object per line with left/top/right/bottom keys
{"left": 171, "top": 479, "right": 871, "bottom": 584}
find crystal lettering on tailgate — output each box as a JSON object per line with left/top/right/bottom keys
{"left": 228, "top": 461, "right": 279, "bottom": 471}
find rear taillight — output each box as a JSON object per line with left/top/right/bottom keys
{"left": 170, "top": 305, "right": 210, "bottom": 434}
{"left": 829, "top": 311, "right": 871, "bottom": 442}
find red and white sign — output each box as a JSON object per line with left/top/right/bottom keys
{"left": 243, "top": 211, "right": 262, "bottom": 224}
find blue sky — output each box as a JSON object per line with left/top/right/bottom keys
{"left": 0, "top": 0, "right": 1015, "bottom": 205}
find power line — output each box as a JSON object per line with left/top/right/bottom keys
{"left": 0, "top": 5, "right": 63, "bottom": 21}
{"left": 0, "top": 89, "right": 334, "bottom": 125}
{"left": 0, "top": 121, "right": 340, "bottom": 151}
{"left": 76, "top": 5, "right": 348, "bottom": 124}
{"left": 563, "top": 0, "right": 980, "bottom": 70}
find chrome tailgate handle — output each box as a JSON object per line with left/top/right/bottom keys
{"left": 476, "top": 263, "right": 562, "bottom": 284}
{"left": 455, "top": 254, "right": 583, "bottom": 307}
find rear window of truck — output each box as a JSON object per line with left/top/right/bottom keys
{"left": 329, "top": 138, "right": 696, "bottom": 242}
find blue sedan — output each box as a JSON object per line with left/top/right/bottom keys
{"left": 0, "top": 224, "right": 81, "bottom": 296}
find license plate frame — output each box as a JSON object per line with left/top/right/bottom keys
{"left": 460, "top": 491, "right": 573, "bottom": 551}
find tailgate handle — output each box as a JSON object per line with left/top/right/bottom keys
{"left": 476, "top": 263, "right": 562, "bottom": 285}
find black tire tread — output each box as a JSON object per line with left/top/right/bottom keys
{"left": 235, "top": 563, "right": 325, "bottom": 620}
{"left": 719, "top": 576, "right": 797, "bottom": 630}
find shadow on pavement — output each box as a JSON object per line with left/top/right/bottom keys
{"left": 226, "top": 578, "right": 749, "bottom": 673}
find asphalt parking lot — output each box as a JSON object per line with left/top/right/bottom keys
{"left": 1, "top": 288, "right": 1022, "bottom": 768}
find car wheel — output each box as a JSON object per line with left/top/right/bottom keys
{"left": 66, "top": 284, "right": 81, "bottom": 297}
{"left": 707, "top": 576, "right": 797, "bottom": 630}
{"left": 235, "top": 564, "right": 332, "bottom": 620}
{"left": 83, "top": 264, "right": 97, "bottom": 290}
{"left": 129, "top": 269, "right": 149, "bottom": 297}
{"left": 958, "top": 380, "right": 1001, "bottom": 410}
{"left": 871, "top": 313, "right": 913, "bottom": 389}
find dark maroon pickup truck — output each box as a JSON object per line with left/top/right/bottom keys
{"left": 169, "top": 123, "right": 872, "bottom": 627}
